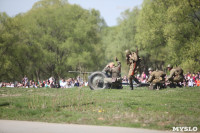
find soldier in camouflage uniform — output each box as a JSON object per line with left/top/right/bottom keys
{"left": 102, "top": 62, "right": 114, "bottom": 77}
{"left": 125, "top": 49, "right": 141, "bottom": 90}
{"left": 147, "top": 68, "right": 166, "bottom": 90}
{"left": 166, "top": 64, "right": 184, "bottom": 87}
{"left": 103, "top": 57, "right": 122, "bottom": 89}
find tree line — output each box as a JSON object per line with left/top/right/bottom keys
{"left": 0, "top": 0, "right": 200, "bottom": 82}
{"left": 103, "top": 0, "right": 200, "bottom": 75}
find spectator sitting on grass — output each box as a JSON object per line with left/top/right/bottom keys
{"left": 74, "top": 80, "right": 79, "bottom": 87}
{"left": 45, "top": 81, "right": 50, "bottom": 88}
{"left": 38, "top": 80, "right": 43, "bottom": 88}
{"left": 122, "top": 76, "right": 128, "bottom": 83}
{"left": 60, "top": 79, "right": 67, "bottom": 88}
{"left": 33, "top": 81, "right": 37, "bottom": 88}
{"left": 84, "top": 81, "right": 88, "bottom": 86}
{"left": 188, "top": 77, "right": 194, "bottom": 87}
{"left": 196, "top": 77, "right": 200, "bottom": 87}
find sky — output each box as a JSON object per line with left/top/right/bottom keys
{"left": 0, "top": 0, "right": 143, "bottom": 26}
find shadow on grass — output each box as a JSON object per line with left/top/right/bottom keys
{"left": 124, "top": 102, "right": 153, "bottom": 109}
{"left": 0, "top": 102, "right": 10, "bottom": 107}
{"left": 57, "top": 102, "right": 95, "bottom": 108}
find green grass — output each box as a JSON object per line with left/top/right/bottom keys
{"left": 0, "top": 87, "right": 200, "bottom": 131}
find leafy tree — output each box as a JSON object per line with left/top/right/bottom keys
{"left": 135, "top": 0, "right": 200, "bottom": 73}
{"left": 0, "top": 0, "right": 106, "bottom": 81}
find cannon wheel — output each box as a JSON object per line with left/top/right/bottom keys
{"left": 88, "top": 71, "right": 108, "bottom": 90}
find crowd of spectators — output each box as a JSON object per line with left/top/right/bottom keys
{"left": 1, "top": 72, "right": 200, "bottom": 88}
{"left": 59, "top": 76, "right": 88, "bottom": 88}
{"left": 0, "top": 76, "right": 88, "bottom": 88}
{"left": 183, "top": 72, "right": 200, "bottom": 87}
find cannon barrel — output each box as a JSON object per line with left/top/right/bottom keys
{"left": 68, "top": 71, "right": 93, "bottom": 74}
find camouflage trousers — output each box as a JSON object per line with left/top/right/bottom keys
{"left": 151, "top": 78, "right": 165, "bottom": 84}
{"left": 128, "top": 63, "right": 140, "bottom": 89}
{"left": 169, "top": 75, "right": 184, "bottom": 83}
{"left": 149, "top": 83, "right": 165, "bottom": 90}
{"left": 104, "top": 78, "right": 122, "bottom": 89}
{"left": 149, "top": 79, "right": 165, "bottom": 90}
{"left": 128, "top": 63, "right": 138, "bottom": 76}
{"left": 168, "top": 76, "right": 183, "bottom": 88}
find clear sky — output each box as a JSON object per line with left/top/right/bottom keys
{"left": 0, "top": 0, "right": 143, "bottom": 26}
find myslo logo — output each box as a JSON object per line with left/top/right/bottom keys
{"left": 172, "top": 127, "right": 198, "bottom": 132}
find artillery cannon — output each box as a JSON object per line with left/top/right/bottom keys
{"left": 69, "top": 70, "right": 116, "bottom": 90}
{"left": 88, "top": 71, "right": 150, "bottom": 90}
{"left": 88, "top": 71, "right": 108, "bottom": 90}
{"left": 69, "top": 71, "right": 149, "bottom": 90}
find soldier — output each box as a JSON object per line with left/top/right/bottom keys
{"left": 166, "top": 64, "right": 184, "bottom": 87}
{"left": 147, "top": 68, "right": 166, "bottom": 90}
{"left": 103, "top": 57, "right": 122, "bottom": 89}
{"left": 125, "top": 49, "right": 141, "bottom": 90}
{"left": 102, "top": 62, "right": 114, "bottom": 77}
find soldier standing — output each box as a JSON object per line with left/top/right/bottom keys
{"left": 147, "top": 68, "right": 166, "bottom": 90}
{"left": 125, "top": 49, "right": 141, "bottom": 90}
{"left": 103, "top": 57, "right": 122, "bottom": 89}
{"left": 166, "top": 64, "right": 184, "bottom": 87}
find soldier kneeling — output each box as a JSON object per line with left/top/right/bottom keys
{"left": 102, "top": 57, "right": 122, "bottom": 89}
{"left": 166, "top": 64, "right": 184, "bottom": 88}
{"left": 147, "top": 68, "right": 166, "bottom": 90}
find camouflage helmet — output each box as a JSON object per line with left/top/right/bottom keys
{"left": 125, "top": 50, "right": 131, "bottom": 56}
{"left": 167, "top": 64, "right": 173, "bottom": 68}
{"left": 148, "top": 67, "right": 153, "bottom": 71}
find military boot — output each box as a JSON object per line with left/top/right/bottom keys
{"left": 176, "top": 83, "right": 183, "bottom": 88}
{"left": 129, "top": 81, "right": 134, "bottom": 90}
{"left": 130, "top": 85, "right": 134, "bottom": 90}
{"left": 156, "top": 85, "right": 160, "bottom": 90}
{"left": 133, "top": 76, "right": 141, "bottom": 87}
{"left": 128, "top": 77, "right": 134, "bottom": 90}
{"left": 169, "top": 83, "right": 176, "bottom": 88}
{"left": 149, "top": 84, "right": 154, "bottom": 90}
{"left": 133, "top": 76, "right": 140, "bottom": 84}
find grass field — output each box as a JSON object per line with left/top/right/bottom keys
{"left": 0, "top": 86, "right": 199, "bottom": 131}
